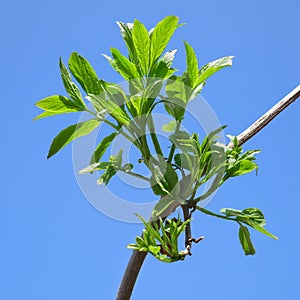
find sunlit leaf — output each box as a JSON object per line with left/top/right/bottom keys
{"left": 59, "top": 58, "right": 86, "bottom": 108}
{"left": 150, "top": 16, "right": 179, "bottom": 67}
{"left": 184, "top": 41, "right": 198, "bottom": 88}
{"left": 110, "top": 48, "right": 140, "bottom": 80}
{"left": 90, "top": 132, "right": 119, "bottom": 163}
{"left": 35, "top": 95, "right": 83, "bottom": 115}
{"left": 97, "top": 149, "right": 123, "bottom": 185}
{"left": 87, "top": 94, "right": 130, "bottom": 126}
{"left": 68, "top": 52, "right": 103, "bottom": 95}
{"left": 132, "top": 19, "right": 150, "bottom": 75}
{"left": 79, "top": 162, "right": 111, "bottom": 174}
{"left": 162, "top": 120, "right": 176, "bottom": 132}
{"left": 149, "top": 50, "right": 177, "bottom": 78}
{"left": 47, "top": 119, "right": 100, "bottom": 158}
{"left": 238, "top": 225, "right": 256, "bottom": 255}
{"left": 197, "top": 56, "right": 234, "bottom": 85}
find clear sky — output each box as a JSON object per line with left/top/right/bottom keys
{"left": 1, "top": 1, "right": 300, "bottom": 299}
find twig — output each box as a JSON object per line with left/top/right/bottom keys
{"left": 230, "top": 85, "right": 300, "bottom": 147}
{"left": 116, "top": 85, "right": 300, "bottom": 300}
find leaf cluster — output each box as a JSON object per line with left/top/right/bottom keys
{"left": 128, "top": 214, "right": 190, "bottom": 263}
{"left": 35, "top": 16, "right": 277, "bottom": 261}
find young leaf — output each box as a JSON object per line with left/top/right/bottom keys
{"left": 238, "top": 225, "right": 256, "bottom": 255}
{"left": 116, "top": 21, "right": 139, "bottom": 66}
{"left": 97, "top": 166, "right": 117, "bottom": 185}
{"left": 59, "top": 58, "right": 86, "bottom": 108}
{"left": 225, "top": 159, "right": 258, "bottom": 178}
{"left": 150, "top": 163, "right": 179, "bottom": 196}
{"left": 221, "top": 207, "right": 279, "bottom": 240}
{"left": 132, "top": 19, "right": 150, "bottom": 75}
{"left": 152, "top": 195, "right": 184, "bottom": 219}
{"left": 47, "top": 119, "right": 100, "bottom": 159}
{"left": 35, "top": 95, "right": 83, "bottom": 116}
{"left": 110, "top": 48, "right": 140, "bottom": 80}
{"left": 68, "top": 52, "right": 103, "bottom": 95}
{"left": 246, "top": 222, "right": 278, "bottom": 240}
{"left": 90, "top": 132, "right": 119, "bottom": 163}
{"left": 150, "top": 16, "right": 179, "bottom": 67}
{"left": 149, "top": 50, "right": 177, "bottom": 79}
{"left": 87, "top": 94, "right": 130, "bottom": 126}
{"left": 220, "top": 207, "right": 242, "bottom": 218}
{"left": 97, "top": 149, "right": 123, "bottom": 185}
{"left": 165, "top": 75, "right": 188, "bottom": 102}
{"left": 34, "top": 110, "right": 60, "bottom": 120}
{"left": 237, "top": 208, "right": 278, "bottom": 240}
{"left": 197, "top": 56, "right": 234, "bottom": 85}
{"left": 162, "top": 120, "right": 176, "bottom": 132}
{"left": 79, "top": 162, "right": 112, "bottom": 174}
{"left": 174, "top": 153, "right": 194, "bottom": 170}
{"left": 183, "top": 41, "right": 198, "bottom": 88}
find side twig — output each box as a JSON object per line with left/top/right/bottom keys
{"left": 116, "top": 85, "right": 300, "bottom": 300}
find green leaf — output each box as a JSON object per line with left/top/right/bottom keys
{"left": 183, "top": 41, "right": 198, "bottom": 88}
{"left": 246, "top": 221, "right": 278, "bottom": 240}
{"left": 239, "top": 208, "right": 266, "bottom": 226}
{"left": 238, "top": 208, "right": 278, "bottom": 240}
{"left": 226, "top": 159, "right": 258, "bottom": 178}
{"left": 110, "top": 48, "right": 140, "bottom": 80}
{"left": 87, "top": 94, "right": 130, "bottom": 126}
{"left": 220, "top": 207, "right": 242, "bottom": 218}
{"left": 162, "top": 120, "right": 176, "bottom": 132}
{"left": 152, "top": 195, "right": 183, "bottom": 219}
{"left": 197, "top": 56, "right": 234, "bottom": 85}
{"left": 174, "top": 153, "right": 195, "bottom": 170}
{"left": 109, "top": 149, "right": 123, "bottom": 167}
{"left": 97, "top": 166, "right": 117, "bottom": 185}
{"left": 59, "top": 58, "right": 86, "bottom": 108}
{"left": 150, "top": 16, "right": 179, "bottom": 67}
{"left": 35, "top": 95, "right": 83, "bottom": 115}
{"left": 165, "top": 76, "right": 185, "bottom": 99}
{"left": 79, "top": 162, "right": 111, "bottom": 174}
{"left": 150, "top": 163, "right": 179, "bottom": 196}
{"left": 68, "top": 52, "right": 103, "bottom": 95}
{"left": 149, "top": 50, "right": 177, "bottom": 78}
{"left": 169, "top": 131, "right": 197, "bottom": 153}
{"left": 102, "top": 54, "right": 119, "bottom": 73}
{"left": 238, "top": 225, "right": 256, "bottom": 255}
{"left": 97, "top": 149, "right": 123, "bottom": 185}
{"left": 149, "top": 245, "right": 161, "bottom": 255}
{"left": 132, "top": 19, "right": 150, "bottom": 75}
{"left": 47, "top": 119, "right": 100, "bottom": 159}
{"left": 116, "top": 21, "right": 139, "bottom": 67}
{"left": 33, "top": 110, "right": 60, "bottom": 120}
{"left": 90, "top": 132, "right": 118, "bottom": 163}
{"left": 221, "top": 207, "right": 279, "bottom": 240}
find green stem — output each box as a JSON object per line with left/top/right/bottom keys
{"left": 167, "top": 121, "right": 181, "bottom": 163}
{"left": 87, "top": 108, "right": 143, "bottom": 151}
{"left": 119, "top": 169, "right": 150, "bottom": 182}
{"left": 148, "top": 115, "right": 164, "bottom": 158}
{"left": 196, "top": 205, "right": 236, "bottom": 222}
{"left": 139, "top": 134, "right": 152, "bottom": 169}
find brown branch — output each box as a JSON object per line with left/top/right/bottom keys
{"left": 116, "top": 250, "right": 147, "bottom": 300}
{"left": 230, "top": 85, "right": 300, "bottom": 147}
{"left": 116, "top": 85, "right": 300, "bottom": 300}
{"left": 182, "top": 205, "right": 192, "bottom": 246}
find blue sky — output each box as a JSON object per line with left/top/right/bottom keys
{"left": 1, "top": 1, "right": 300, "bottom": 299}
